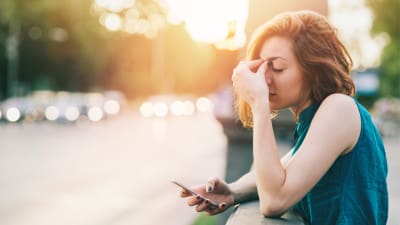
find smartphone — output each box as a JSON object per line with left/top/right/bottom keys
{"left": 171, "top": 180, "right": 219, "bottom": 209}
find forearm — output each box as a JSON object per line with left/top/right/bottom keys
{"left": 252, "top": 103, "right": 285, "bottom": 202}
{"left": 229, "top": 171, "right": 259, "bottom": 204}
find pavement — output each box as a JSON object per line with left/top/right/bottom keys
{"left": 0, "top": 111, "right": 227, "bottom": 225}
{"left": 384, "top": 137, "right": 400, "bottom": 225}
{"left": 0, "top": 110, "right": 398, "bottom": 225}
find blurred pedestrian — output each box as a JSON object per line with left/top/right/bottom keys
{"left": 178, "top": 10, "right": 388, "bottom": 224}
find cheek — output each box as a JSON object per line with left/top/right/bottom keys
{"left": 280, "top": 74, "right": 305, "bottom": 99}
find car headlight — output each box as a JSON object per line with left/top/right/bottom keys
{"left": 6, "top": 107, "right": 21, "bottom": 122}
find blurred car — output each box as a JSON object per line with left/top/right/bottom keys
{"left": 0, "top": 90, "right": 126, "bottom": 124}
{"left": 0, "top": 97, "right": 40, "bottom": 123}
{"left": 372, "top": 98, "right": 400, "bottom": 137}
{"left": 139, "top": 94, "right": 213, "bottom": 118}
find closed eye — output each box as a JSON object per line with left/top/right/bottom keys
{"left": 272, "top": 68, "right": 284, "bottom": 73}
{"left": 267, "top": 61, "right": 285, "bottom": 73}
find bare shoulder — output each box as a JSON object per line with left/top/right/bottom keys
{"left": 319, "top": 93, "right": 359, "bottom": 116}
{"left": 316, "top": 93, "right": 361, "bottom": 152}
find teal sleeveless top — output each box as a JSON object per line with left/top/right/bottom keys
{"left": 291, "top": 100, "right": 388, "bottom": 225}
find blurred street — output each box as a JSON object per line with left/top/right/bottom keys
{"left": 385, "top": 137, "right": 400, "bottom": 225}
{"left": 0, "top": 110, "right": 227, "bottom": 225}
{"left": 0, "top": 109, "right": 399, "bottom": 225}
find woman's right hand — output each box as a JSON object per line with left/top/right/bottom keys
{"left": 231, "top": 59, "right": 269, "bottom": 107}
{"left": 180, "top": 177, "right": 236, "bottom": 215}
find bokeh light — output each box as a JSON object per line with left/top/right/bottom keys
{"left": 101, "top": 13, "right": 123, "bottom": 32}
{"left": 154, "top": 102, "right": 168, "bottom": 117}
{"left": 196, "top": 97, "right": 213, "bottom": 113}
{"left": 104, "top": 100, "right": 121, "bottom": 115}
{"left": 140, "top": 102, "right": 154, "bottom": 117}
{"left": 88, "top": 106, "right": 104, "bottom": 122}
{"left": 45, "top": 106, "right": 60, "bottom": 121}
{"left": 6, "top": 107, "right": 21, "bottom": 122}
{"left": 65, "top": 106, "right": 80, "bottom": 121}
{"left": 170, "top": 100, "right": 184, "bottom": 116}
{"left": 182, "top": 100, "right": 195, "bottom": 116}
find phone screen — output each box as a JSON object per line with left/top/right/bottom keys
{"left": 171, "top": 180, "right": 218, "bottom": 209}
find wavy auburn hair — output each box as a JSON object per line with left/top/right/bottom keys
{"left": 236, "top": 10, "right": 355, "bottom": 127}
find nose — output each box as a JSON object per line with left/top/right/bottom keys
{"left": 264, "top": 66, "right": 273, "bottom": 84}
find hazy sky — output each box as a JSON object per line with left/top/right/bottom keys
{"left": 328, "top": 0, "right": 389, "bottom": 68}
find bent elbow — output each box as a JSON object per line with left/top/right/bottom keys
{"left": 259, "top": 199, "right": 286, "bottom": 218}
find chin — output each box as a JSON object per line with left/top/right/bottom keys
{"left": 269, "top": 102, "right": 287, "bottom": 111}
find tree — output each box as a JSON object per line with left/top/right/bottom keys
{"left": 0, "top": 0, "right": 237, "bottom": 100}
{"left": 0, "top": 0, "right": 55, "bottom": 98}
{"left": 367, "top": 0, "right": 400, "bottom": 97}
{"left": 0, "top": 0, "right": 119, "bottom": 98}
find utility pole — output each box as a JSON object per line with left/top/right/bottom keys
{"left": 6, "top": 20, "right": 20, "bottom": 98}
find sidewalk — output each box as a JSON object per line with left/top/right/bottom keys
{"left": 0, "top": 112, "right": 227, "bottom": 225}
{"left": 384, "top": 136, "right": 400, "bottom": 225}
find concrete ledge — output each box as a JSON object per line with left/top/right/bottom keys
{"left": 226, "top": 201, "right": 305, "bottom": 225}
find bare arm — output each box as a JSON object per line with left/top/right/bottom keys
{"left": 252, "top": 94, "right": 360, "bottom": 216}
{"left": 229, "top": 149, "right": 294, "bottom": 204}
{"left": 231, "top": 60, "right": 360, "bottom": 217}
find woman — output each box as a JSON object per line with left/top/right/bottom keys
{"left": 179, "top": 10, "right": 388, "bottom": 224}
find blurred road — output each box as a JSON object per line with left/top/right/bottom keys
{"left": 385, "top": 137, "right": 400, "bottom": 225}
{"left": 0, "top": 110, "right": 398, "bottom": 225}
{"left": 0, "top": 111, "right": 227, "bottom": 225}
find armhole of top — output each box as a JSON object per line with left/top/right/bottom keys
{"left": 342, "top": 99, "right": 363, "bottom": 155}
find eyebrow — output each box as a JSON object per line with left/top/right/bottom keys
{"left": 260, "top": 56, "right": 288, "bottom": 61}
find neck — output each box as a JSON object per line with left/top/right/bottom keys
{"left": 289, "top": 99, "right": 312, "bottom": 121}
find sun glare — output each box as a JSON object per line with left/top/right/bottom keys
{"left": 166, "top": 0, "right": 248, "bottom": 49}
{"left": 94, "top": 0, "right": 249, "bottom": 49}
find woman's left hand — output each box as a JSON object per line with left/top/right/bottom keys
{"left": 231, "top": 59, "right": 269, "bottom": 107}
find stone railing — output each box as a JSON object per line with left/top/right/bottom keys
{"left": 226, "top": 201, "right": 305, "bottom": 225}
{"left": 216, "top": 109, "right": 298, "bottom": 225}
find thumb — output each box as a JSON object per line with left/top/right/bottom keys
{"left": 206, "top": 177, "right": 219, "bottom": 193}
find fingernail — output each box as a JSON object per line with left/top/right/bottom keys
{"left": 207, "top": 186, "right": 212, "bottom": 193}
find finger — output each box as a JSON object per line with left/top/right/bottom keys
{"left": 195, "top": 199, "right": 210, "bottom": 212}
{"left": 256, "top": 61, "right": 268, "bottom": 76}
{"left": 188, "top": 195, "right": 204, "bottom": 206}
{"left": 235, "top": 59, "right": 264, "bottom": 76}
{"left": 245, "top": 59, "right": 264, "bottom": 69}
{"left": 205, "top": 202, "right": 227, "bottom": 216}
{"left": 231, "top": 68, "right": 238, "bottom": 82}
{"left": 180, "top": 189, "right": 191, "bottom": 197}
{"left": 244, "top": 59, "right": 264, "bottom": 71}
{"left": 206, "top": 177, "right": 219, "bottom": 193}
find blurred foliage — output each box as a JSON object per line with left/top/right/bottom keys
{"left": 0, "top": 0, "right": 237, "bottom": 100}
{"left": 191, "top": 214, "right": 216, "bottom": 225}
{"left": 367, "top": 0, "right": 400, "bottom": 98}
{"left": 0, "top": 0, "right": 120, "bottom": 98}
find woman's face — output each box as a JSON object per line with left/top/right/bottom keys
{"left": 258, "top": 36, "right": 310, "bottom": 112}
